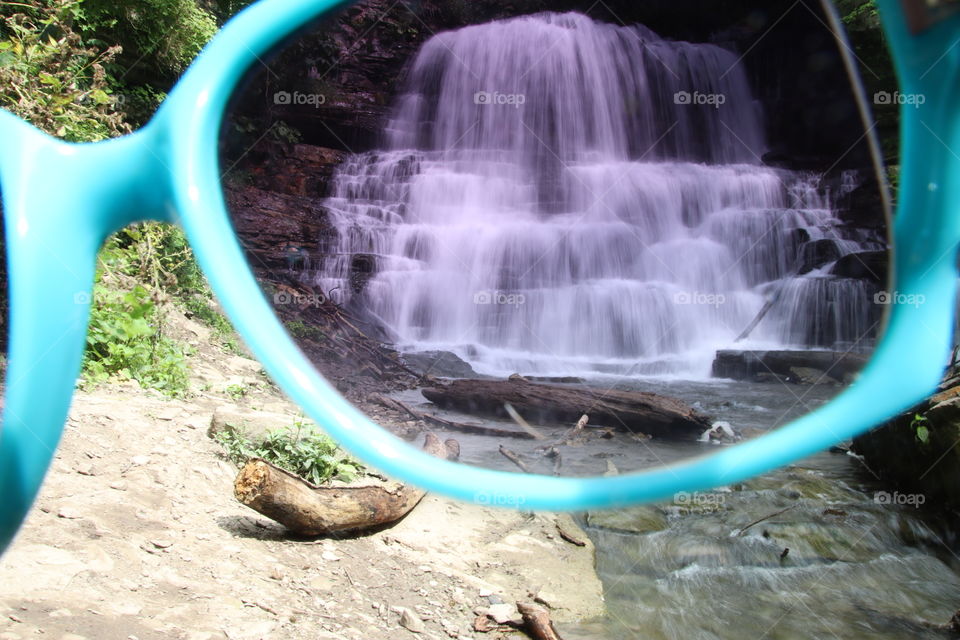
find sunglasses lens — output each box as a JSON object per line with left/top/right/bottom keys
{"left": 219, "top": 2, "right": 888, "bottom": 477}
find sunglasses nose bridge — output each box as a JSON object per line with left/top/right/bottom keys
{"left": 60, "top": 125, "right": 178, "bottom": 239}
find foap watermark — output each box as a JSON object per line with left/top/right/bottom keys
{"left": 674, "top": 90, "right": 726, "bottom": 109}
{"left": 274, "top": 91, "right": 326, "bottom": 108}
{"left": 874, "top": 291, "right": 926, "bottom": 308}
{"left": 674, "top": 291, "right": 726, "bottom": 308}
{"left": 474, "top": 91, "right": 526, "bottom": 109}
{"left": 474, "top": 290, "right": 526, "bottom": 307}
{"left": 674, "top": 491, "right": 726, "bottom": 508}
{"left": 77, "top": 91, "right": 128, "bottom": 108}
{"left": 274, "top": 291, "right": 327, "bottom": 307}
{"left": 874, "top": 91, "right": 926, "bottom": 108}
{"left": 875, "top": 491, "right": 926, "bottom": 509}
{"left": 474, "top": 491, "right": 527, "bottom": 508}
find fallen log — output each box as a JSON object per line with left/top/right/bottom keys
{"left": 370, "top": 393, "right": 537, "bottom": 440}
{"left": 234, "top": 433, "right": 458, "bottom": 535}
{"left": 517, "top": 602, "right": 565, "bottom": 640}
{"left": 421, "top": 379, "right": 710, "bottom": 439}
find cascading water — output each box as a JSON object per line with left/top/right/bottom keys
{"left": 314, "top": 12, "right": 884, "bottom": 378}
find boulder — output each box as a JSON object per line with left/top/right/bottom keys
{"left": 712, "top": 350, "right": 868, "bottom": 384}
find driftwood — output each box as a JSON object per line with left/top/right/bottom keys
{"left": 421, "top": 378, "right": 710, "bottom": 439}
{"left": 517, "top": 602, "right": 565, "bottom": 640}
{"left": 555, "top": 414, "right": 589, "bottom": 446}
{"left": 370, "top": 393, "right": 537, "bottom": 440}
{"left": 499, "top": 446, "right": 532, "bottom": 474}
{"left": 503, "top": 403, "right": 548, "bottom": 440}
{"left": 234, "top": 433, "right": 458, "bottom": 535}
{"left": 735, "top": 506, "right": 796, "bottom": 537}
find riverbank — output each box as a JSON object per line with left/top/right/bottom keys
{"left": 0, "top": 326, "right": 603, "bottom": 640}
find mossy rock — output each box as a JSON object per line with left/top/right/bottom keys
{"left": 587, "top": 506, "right": 669, "bottom": 534}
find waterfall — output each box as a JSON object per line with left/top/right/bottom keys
{"left": 313, "top": 12, "right": 883, "bottom": 378}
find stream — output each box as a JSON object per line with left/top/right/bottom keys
{"left": 396, "top": 379, "right": 960, "bottom": 639}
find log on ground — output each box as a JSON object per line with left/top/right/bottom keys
{"left": 517, "top": 602, "right": 565, "bottom": 640}
{"left": 421, "top": 378, "right": 710, "bottom": 439}
{"left": 234, "top": 434, "right": 458, "bottom": 535}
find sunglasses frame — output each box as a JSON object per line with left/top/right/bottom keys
{"left": 0, "top": 0, "right": 957, "bottom": 552}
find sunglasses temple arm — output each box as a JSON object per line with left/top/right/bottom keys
{"left": 0, "top": 192, "right": 99, "bottom": 553}
{"left": 0, "top": 113, "right": 172, "bottom": 553}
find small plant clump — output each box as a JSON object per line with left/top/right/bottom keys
{"left": 216, "top": 421, "right": 365, "bottom": 485}
{"left": 83, "top": 283, "right": 189, "bottom": 396}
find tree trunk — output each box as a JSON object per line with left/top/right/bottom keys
{"left": 234, "top": 434, "right": 458, "bottom": 535}
{"left": 421, "top": 379, "right": 710, "bottom": 439}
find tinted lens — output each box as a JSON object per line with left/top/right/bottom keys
{"left": 219, "top": 0, "right": 889, "bottom": 477}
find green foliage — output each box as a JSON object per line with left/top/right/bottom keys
{"left": 216, "top": 421, "right": 365, "bottom": 485}
{"left": 99, "top": 222, "right": 244, "bottom": 352}
{"left": 197, "top": 0, "right": 257, "bottom": 25}
{"left": 835, "top": 0, "right": 900, "bottom": 173}
{"left": 911, "top": 413, "right": 930, "bottom": 445}
{"left": 84, "top": 283, "right": 189, "bottom": 396}
{"left": 836, "top": 0, "right": 880, "bottom": 29}
{"left": 77, "top": 0, "right": 217, "bottom": 78}
{"left": 285, "top": 320, "right": 325, "bottom": 342}
{"left": 225, "top": 383, "right": 248, "bottom": 400}
{"left": 0, "top": 0, "right": 128, "bottom": 141}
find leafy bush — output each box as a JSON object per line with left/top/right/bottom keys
{"left": 84, "top": 283, "right": 189, "bottom": 396}
{"left": 216, "top": 421, "right": 365, "bottom": 485}
{"left": 0, "top": 0, "right": 128, "bottom": 142}
{"left": 100, "top": 223, "right": 244, "bottom": 351}
{"left": 77, "top": 0, "right": 217, "bottom": 79}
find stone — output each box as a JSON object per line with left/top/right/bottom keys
{"left": 401, "top": 351, "right": 479, "bottom": 379}
{"left": 396, "top": 607, "right": 424, "bottom": 633}
{"left": 486, "top": 603, "right": 519, "bottom": 625}
{"left": 712, "top": 350, "right": 866, "bottom": 383}
{"left": 587, "top": 507, "right": 668, "bottom": 533}
{"left": 830, "top": 250, "right": 888, "bottom": 284}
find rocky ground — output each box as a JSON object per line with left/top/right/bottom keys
{"left": 0, "top": 313, "right": 603, "bottom": 640}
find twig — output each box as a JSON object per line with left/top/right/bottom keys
{"left": 504, "top": 403, "right": 547, "bottom": 440}
{"left": 370, "top": 394, "right": 537, "bottom": 440}
{"left": 499, "top": 446, "right": 532, "bottom": 474}
{"left": 736, "top": 506, "right": 796, "bottom": 536}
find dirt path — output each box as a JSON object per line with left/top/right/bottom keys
{"left": 0, "top": 325, "right": 604, "bottom": 640}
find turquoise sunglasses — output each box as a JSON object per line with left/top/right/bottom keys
{"left": 0, "top": 0, "right": 958, "bottom": 555}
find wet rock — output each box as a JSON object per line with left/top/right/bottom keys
{"left": 830, "top": 250, "right": 888, "bottom": 285}
{"left": 401, "top": 351, "right": 479, "bottom": 379}
{"left": 797, "top": 239, "right": 843, "bottom": 274}
{"left": 587, "top": 507, "right": 668, "bottom": 534}
{"left": 712, "top": 350, "right": 867, "bottom": 384}
{"left": 853, "top": 389, "right": 960, "bottom": 510}
{"left": 225, "top": 185, "right": 334, "bottom": 274}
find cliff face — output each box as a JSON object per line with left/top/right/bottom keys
{"left": 224, "top": 0, "right": 888, "bottom": 277}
